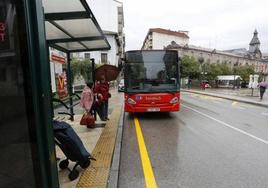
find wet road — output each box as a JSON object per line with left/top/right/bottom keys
{"left": 118, "top": 92, "right": 268, "bottom": 188}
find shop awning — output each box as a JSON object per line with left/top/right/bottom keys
{"left": 217, "top": 75, "right": 242, "bottom": 80}
{"left": 42, "top": 0, "right": 110, "bottom": 52}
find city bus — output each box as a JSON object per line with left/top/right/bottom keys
{"left": 124, "top": 50, "right": 180, "bottom": 112}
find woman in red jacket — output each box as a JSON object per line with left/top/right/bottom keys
{"left": 94, "top": 75, "right": 110, "bottom": 120}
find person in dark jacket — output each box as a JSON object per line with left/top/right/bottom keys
{"left": 258, "top": 82, "right": 268, "bottom": 100}
{"left": 94, "top": 75, "right": 110, "bottom": 120}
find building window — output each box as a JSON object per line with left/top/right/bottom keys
{"left": 84, "top": 53, "right": 90, "bottom": 60}
{"left": 101, "top": 53, "right": 108, "bottom": 64}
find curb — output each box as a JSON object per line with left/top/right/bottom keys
{"left": 107, "top": 107, "right": 124, "bottom": 188}
{"left": 182, "top": 89, "right": 268, "bottom": 108}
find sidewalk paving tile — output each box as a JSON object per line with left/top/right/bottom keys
{"left": 56, "top": 89, "right": 123, "bottom": 188}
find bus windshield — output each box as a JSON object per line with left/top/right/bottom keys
{"left": 125, "top": 50, "right": 179, "bottom": 93}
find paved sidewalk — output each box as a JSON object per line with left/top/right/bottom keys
{"left": 55, "top": 89, "right": 124, "bottom": 188}
{"left": 182, "top": 88, "right": 268, "bottom": 108}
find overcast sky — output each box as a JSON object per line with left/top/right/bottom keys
{"left": 120, "top": 0, "right": 268, "bottom": 52}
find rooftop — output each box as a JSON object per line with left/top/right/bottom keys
{"left": 150, "top": 28, "right": 189, "bottom": 39}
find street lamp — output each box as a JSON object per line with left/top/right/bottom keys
{"left": 233, "top": 62, "right": 238, "bottom": 89}
{"left": 198, "top": 57, "right": 204, "bottom": 87}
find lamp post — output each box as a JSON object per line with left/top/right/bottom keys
{"left": 198, "top": 57, "right": 204, "bottom": 88}
{"left": 233, "top": 62, "right": 238, "bottom": 89}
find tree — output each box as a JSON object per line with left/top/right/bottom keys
{"left": 219, "top": 64, "right": 232, "bottom": 75}
{"left": 70, "top": 59, "right": 93, "bottom": 84}
{"left": 206, "top": 63, "right": 222, "bottom": 81}
{"left": 236, "top": 65, "right": 254, "bottom": 81}
{"left": 180, "top": 55, "right": 200, "bottom": 79}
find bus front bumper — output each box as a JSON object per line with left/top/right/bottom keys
{"left": 124, "top": 103, "right": 180, "bottom": 113}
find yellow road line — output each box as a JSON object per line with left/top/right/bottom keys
{"left": 134, "top": 116, "right": 157, "bottom": 188}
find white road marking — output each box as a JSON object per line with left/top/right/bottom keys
{"left": 262, "top": 112, "right": 268, "bottom": 116}
{"left": 232, "top": 101, "right": 238, "bottom": 106}
{"left": 182, "top": 104, "right": 268, "bottom": 145}
{"left": 231, "top": 101, "right": 245, "bottom": 110}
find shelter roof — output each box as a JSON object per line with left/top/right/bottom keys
{"left": 43, "top": 0, "right": 110, "bottom": 52}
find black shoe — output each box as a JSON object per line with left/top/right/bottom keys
{"left": 101, "top": 118, "right": 106, "bottom": 121}
{"left": 106, "top": 117, "right": 110, "bottom": 120}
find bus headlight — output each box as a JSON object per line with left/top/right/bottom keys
{"left": 170, "top": 97, "right": 178, "bottom": 104}
{"left": 127, "top": 98, "right": 136, "bottom": 104}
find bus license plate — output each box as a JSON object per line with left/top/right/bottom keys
{"left": 147, "top": 108, "right": 160, "bottom": 112}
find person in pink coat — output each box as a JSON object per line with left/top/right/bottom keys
{"left": 80, "top": 82, "right": 94, "bottom": 113}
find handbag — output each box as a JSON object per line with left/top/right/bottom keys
{"left": 80, "top": 112, "right": 95, "bottom": 127}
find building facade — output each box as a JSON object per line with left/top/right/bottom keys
{"left": 142, "top": 28, "right": 268, "bottom": 79}
{"left": 166, "top": 43, "right": 268, "bottom": 75}
{"left": 142, "top": 28, "right": 189, "bottom": 50}
{"left": 71, "top": 0, "right": 125, "bottom": 66}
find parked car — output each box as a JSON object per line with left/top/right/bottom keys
{"left": 118, "top": 79, "right": 125, "bottom": 92}
{"left": 201, "top": 80, "right": 211, "bottom": 88}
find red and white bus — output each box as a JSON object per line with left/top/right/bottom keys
{"left": 124, "top": 50, "right": 180, "bottom": 112}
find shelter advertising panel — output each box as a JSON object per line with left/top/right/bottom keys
{"left": 0, "top": 4, "right": 10, "bottom": 50}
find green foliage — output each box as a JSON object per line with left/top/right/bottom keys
{"left": 70, "top": 59, "right": 93, "bottom": 84}
{"left": 205, "top": 63, "right": 222, "bottom": 80}
{"left": 219, "top": 64, "right": 232, "bottom": 75}
{"left": 180, "top": 55, "right": 200, "bottom": 79}
{"left": 180, "top": 55, "right": 255, "bottom": 82}
{"left": 235, "top": 65, "right": 254, "bottom": 81}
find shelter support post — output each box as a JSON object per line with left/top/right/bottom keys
{"left": 92, "top": 58, "right": 95, "bottom": 84}
{"left": 47, "top": 44, "right": 55, "bottom": 119}
{"left": 67, "top": 52, "right": 74, "bottom": 121}
{"left": 91, "top": 58, "right": 97, "bottom": 120}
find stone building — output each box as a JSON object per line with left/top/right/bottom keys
{"left": 166, "top": 42, "right": 267, "bottom": 73}
{"left": 248, "top": 29, "right": 262, "bottom": 59}
{"left": 163, "top": 30, "right": 268, "bottom": 80}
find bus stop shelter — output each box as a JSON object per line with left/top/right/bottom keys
{"left": 0, "top": 0, "right": 111, "bottom": 186}
{"left": 43, "top": 0, "right": 110, "bottom": 120}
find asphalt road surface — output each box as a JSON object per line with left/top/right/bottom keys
{"left": 119, "top": 92, "right": 268, "bottom": 188}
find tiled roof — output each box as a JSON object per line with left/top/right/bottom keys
{"left": 150, "top": 28, "right": 189, "bottom": 38}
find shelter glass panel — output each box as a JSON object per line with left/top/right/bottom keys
{"left": 83, "top": 40, "right": 109, "bottom": 49}
{"left": 55, "top": 19, "right": 101, "bottom": 37}
{"left": 0, "top": 0, "right": 41, "bottom": 187}
{"left": 56, "top": 41, "right": 86, "bottom": 51}
{"left": 45, "top": 22, "right": 70, "bottom": 40}
{"left": 42, "top": 0, "right": 85, "bottom": 13}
